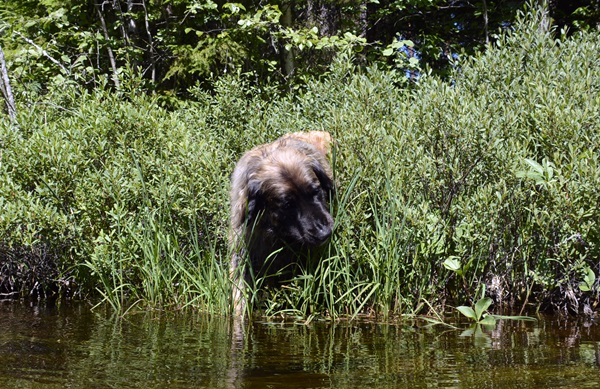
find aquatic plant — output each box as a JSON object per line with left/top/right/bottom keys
{"left": 456, "top": 290, "right": 537, "bottom": 328}
{"left": 456, "top": 297, "right": 497, "bottom": 326}
{"left": 579, "top": 267, "right": 596, "bottom": 293}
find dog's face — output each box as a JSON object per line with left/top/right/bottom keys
{"left": 246, "top": 151, "right": 334, "bottom": 247}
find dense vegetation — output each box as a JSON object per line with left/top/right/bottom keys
{"left": 1, "top": 6, "right": 600, "bottom": 318}
{"left": 1, "top": 0, "right": 598, "bottom": 99}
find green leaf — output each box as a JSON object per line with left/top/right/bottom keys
{"left": 456, "top": 306, "right": 477, "bottom": 320}
{"left": 223, "top": 3, "right": 246, "bottom": 13}
{"left": 474, "top": 297, "right": 493, "bottom": 320}
{"left": 580, "top": 283, "right": 591, "bottom": 292}
{"left": 479, "top": 315, "right": 497, "bottom": 326}
{"left": 524, "top": 158, "right": 544, "bottom": 174}
{"left": 443, "top": 257, "right": 462, "bottom": 273}
{"left": 579, "top": 267, "right": 595, "bottom": 291}
{"left": 492, "top": 315, "right": 537, "bottom": 321}
{"left": 585, "top": 267, "right": 596, "bottom": 284}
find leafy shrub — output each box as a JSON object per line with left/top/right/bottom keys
{"left": 252, "top": 9, "right": 600, "bottom": 317}
{"left": 1, "top": 8, "right": 599, "bottom": 317}
{"left": 0, "top": 81, "right": 235, "bottom": 309}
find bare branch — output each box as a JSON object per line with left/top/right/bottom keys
{"left": 95, "top": 2, "right": 121, "bottom": 88}
{"left": 141, "top": 0, "right": 156, "bottom": 82}
{"left": 13, "top": 30, "right": 70, "bottom": 75}
{"left": 0, "top": 43, "right": 17, "bottom": 122}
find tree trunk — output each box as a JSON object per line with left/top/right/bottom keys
{"left": 95, "top": 3, "right": 121, "bottom": 88}
{"left": 482, "top": 0, "right": 489, "bottom": 44}
{"left": 281, "top": 2, "right": 295, "bottom": 79}
{"left": 359, "top": 1, "right": 368, "bottom": 38}
{"left": 141, "top": 0, "right": 156, "bottom": 83}
{"left": 0, "top": 44, "right": 16, "bottom": 122}
{"left": 306, "top": 0, "right": 340, "bottom": 37}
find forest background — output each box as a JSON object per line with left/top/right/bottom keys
{"left": 2, "top": 1, "right": 599, "bottom": 100}
{"left": 1, "top": 1, "right": 600, "bottom": 319}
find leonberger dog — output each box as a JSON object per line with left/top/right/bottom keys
{"left": 229, "top": 131, "right": 335, "bottom": 315}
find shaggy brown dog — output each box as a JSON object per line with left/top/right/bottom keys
{"left": 229, "top": 131, "right": 335, "bottom": 316}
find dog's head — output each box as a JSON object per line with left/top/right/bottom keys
{"left": 246, "top": 149, "right": 334, "bottom": 247}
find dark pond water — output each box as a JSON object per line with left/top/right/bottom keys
{"left": 0, "top": 301, "right": 599, "bottom": 388}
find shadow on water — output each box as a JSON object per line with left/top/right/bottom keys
{"left": 1, "top": 300, "right": 599, "bottom": 388}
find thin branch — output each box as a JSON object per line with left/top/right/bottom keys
{"left": 13, "top": 30, "right": 70, "bottom": 75}
{"left": 0, "top": 43, "right": 17, "bottom": 122}
{"left": 483, "top": 0, "right": 489, "bottom": 44}
{"left": 114, "top": 0, "right": 132, "bottom": 48}
{"left": 95, "top": 2, "right": 121, "bottom": 88}
{"left": 141, "top": 0, "right": 156, "bottom": 82}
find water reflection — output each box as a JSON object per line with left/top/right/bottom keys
{"left": 0, "top": 301, "right": 598, "bottom": 388}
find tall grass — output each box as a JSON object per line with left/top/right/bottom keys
{"left": 1, "top": 6, "right": 599, "bottom": 317}
{"left": 82, "top": 139, "right": 233, "bottom": 313}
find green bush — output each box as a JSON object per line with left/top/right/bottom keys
{"left": 0, "top": 83, "right": 235, "bottom": 310}
{"left": 244, "top": 9, "right": 600, "bottom": 317}
{"left": 1, "top": 8, "right": 599, "bottom": 317}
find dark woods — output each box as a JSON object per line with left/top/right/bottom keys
{"left": 1, "top": 0, "right": 598, "bottom": 100}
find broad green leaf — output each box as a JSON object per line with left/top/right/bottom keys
{"left": 524, "top": 158, "right": 544, "bottom": 174}
{"left": 579, "top": 267, "right": 596, "bottom": 291}
{"left": 474, "top": 297, "right": 493, "bottom": 320}
{"left": 585, "top": 267, "right": 596, "bottom": 284}
{"left": 456, "top": 306, "right": 477, "bottom": 320}
{"left": 443, "top": 257, "right": 461, "bottom": 272}
{"left": 580, "top": 282, "right": 591, "bottom": 292}
{"left": 479, "top": 315, "right": 497, "bottom": 326}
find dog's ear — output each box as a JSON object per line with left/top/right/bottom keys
{"left": 246, "top": 180, "right": 263, "bottom": 222}
{"left": 312, "top": 162, "right": 334, "bottom": 197}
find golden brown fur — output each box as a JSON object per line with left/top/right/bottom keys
{"left": 229, "top": 131, "right": 335, "bottom": 316}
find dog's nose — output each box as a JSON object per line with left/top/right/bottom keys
{"left": 313, "top": 218, "right": 333, "bottom": 244}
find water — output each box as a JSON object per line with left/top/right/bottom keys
{"left": 0, "top": 301, "right": 599, "bottom": 388}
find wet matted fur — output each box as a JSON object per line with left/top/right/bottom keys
{"left": 229, "top": 131, "right": 335, "bottom": 316}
